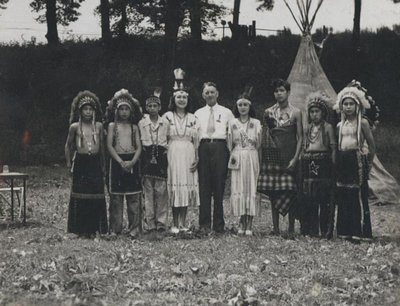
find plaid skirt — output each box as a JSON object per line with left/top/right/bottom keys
{"left": 257, "top": 162, "right": 297, "bottom": 216}
{"left": 257, "top": 162, "right": 297, "bottom": 192}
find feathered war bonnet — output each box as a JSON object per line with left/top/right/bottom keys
{"left": 306, "top": 91, "right": 332, "bottom": 123}
{"left": 107, "top": 89, "right": 142, "bottom": 124}
{"left": 334, "top": 83, "right": 371, "bottom": 149}
{"left": 69, "top": 90, "right": 102, "bottom": 125}
{"left": 69, "top": 90, "right": 102, "bottom": 149}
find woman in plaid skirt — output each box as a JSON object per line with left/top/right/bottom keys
{"left": 257, "top": 79, "right": 303, "bottom": 236}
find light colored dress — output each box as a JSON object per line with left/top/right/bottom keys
{"left": 163, "top": 111, "right": 200, "bottom": 207}
{"left": 228, "top": 118, "right": 262, "bottom": 216}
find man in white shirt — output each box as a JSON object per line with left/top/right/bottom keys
{"left": 194, "top": 82, "right": 234, "bottom": 233}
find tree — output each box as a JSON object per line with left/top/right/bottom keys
{"left": 100, "top": 0, "right": 112, "bottom": 41}
{"left": 112, "top": 0, "right": 129, "bottom": 36}
{"left": 97, "top": 0, "right": 226, "bottom": 39}
{"left": 256, "top": 0, "right": 274, "bottom": 10}
{"left": 229, "top": 0, "right": 273, "bottom": 40}
{"left": 352, "top": 0, "right": 361, "bottom": 77}
{"left": 0, "top": 0, "right": 9, "bottom": 10}
{"left": 187, "top": 0, "right": 202, "bottom": 41}
{"left": 30, "top": 0, "right": 85, "bottom": 45}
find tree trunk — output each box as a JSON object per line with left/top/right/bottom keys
{"left": 100, "top": 0, "right": 111, "bottom": 42}
{"left": 188, "top": 0, "right": 202, "bottom": 42}
{"left": 117, "top": 0, "right": 128, "bottom": 37}
{"left": 162, "top": 0, "right": 182, "bottom": 110}
{"left": 352, "top": 0, "right": 361, "bottom": 77}
{"left": 231, "top": 0, "right": 241, "bottom": 40}
{"left": 45, "top": 0, "right": 59, "bottom": 45}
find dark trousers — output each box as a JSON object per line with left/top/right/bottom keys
{"left": 198, "top": 141, "right": 229, "bottom": 232}
{"left": 337, "top": 181, "right": 372, "bottom": 239}
{"left": 301, "top": 197, "right": 330, "bottom": 236}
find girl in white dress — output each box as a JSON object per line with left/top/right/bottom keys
{"left": 164, "top": 87, "right": 200, "bottom": 233}
{"left": 228, "top": 95, "right": 262, "bottom": 236}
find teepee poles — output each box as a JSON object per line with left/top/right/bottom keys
{"left": 309, "top": 0, "right": 324, "bottom": 30}
{"left": 283, "top": 0, "right": 325, "bottom": 34}
{"left": 283, "top": 0, "right": 303, "bottom": 33}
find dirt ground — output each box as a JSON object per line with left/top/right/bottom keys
{"left": 0, "top": 166, "right": 399, "bottom": 306}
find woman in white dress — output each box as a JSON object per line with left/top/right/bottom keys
{"left": 228, "top": 94, "right": 262, "bottom": 236}
{"left": 163, "top": 87, "right": 200, "bottom": 233}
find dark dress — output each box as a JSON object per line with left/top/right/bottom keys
{"left": 68, "top": 153, "right": 108, "bottom": 235}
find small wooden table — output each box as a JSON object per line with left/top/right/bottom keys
{"left": 0, "top": 172, "right": 28, "bottom": 224}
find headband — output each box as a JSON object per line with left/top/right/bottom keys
{"left": 236, "top": 98, "right": 251, "bottom": 105}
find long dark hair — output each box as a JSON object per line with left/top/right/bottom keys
{"left": 232, "top": 94, "right": 256, "bottom": 118}
{"left": 168, "top": 92, "right": 194, "bottom": 114}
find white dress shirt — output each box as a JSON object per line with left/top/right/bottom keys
{"left": 194, "top": 103, "right": 234, "bottom": 140}
{"left": 138, "top": 114, "right": 169, "bottom": 148}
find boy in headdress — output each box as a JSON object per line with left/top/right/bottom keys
{"left": 106, "top": 89, "right": 143, "bottom": 237}
{"left": 334, "top": 84, "right": 376, "bottom": 242}
{"left": 138, "top": 89, "right": 169, "bottom": 232}
{"left": 301, "top": 92, "right": 336, "bottom": 238}
{"left": 65, "top": 91, "right": 108, "bottom": 236}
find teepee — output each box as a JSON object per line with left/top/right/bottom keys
{"left": 284, "top": 0, "right": 400, "bottom": 205}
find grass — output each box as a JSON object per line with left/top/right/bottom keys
{"left": 0, "top": 162, "right": 399, "bottom": 305}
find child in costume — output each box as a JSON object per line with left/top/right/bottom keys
{"left": 163, "top": 68, "right": 200, "bottom": 234}
{"left": 138, "top": 90, "right": 169, "bottom": 232}
{"left": 106, "top": 89, "right": 143, "bottom": 238}
{"left": 227, "top": 93, "right": 262, "bottom": 236}
{"left": 257, "top": 79, "right": 303, "bottom": 236}
{"left": 300, "top": 92, "right": 336, "bottom": 238}
{"left": 334, "top": 85, "right": 376, "bottom": 242}
{"left": 65, "top": 91, "right": 108, "bottom": 236}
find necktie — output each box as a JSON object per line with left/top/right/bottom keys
{"left": 206, "top": 107, "right": 215, "bottom": 137}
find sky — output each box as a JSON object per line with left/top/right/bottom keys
{"left": 0, "top": 0, "right": 399, "bottom": 44}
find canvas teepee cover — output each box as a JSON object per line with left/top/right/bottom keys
{"left": 284, "top": 0, "right": 400, "bottom": 204}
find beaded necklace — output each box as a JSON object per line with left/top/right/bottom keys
{"left": 115, "top": 122, "right": 135, "bottom": 153}
{"left": 307, "top": 123, "right": 321, "bottom": 144}
{"left": 82, "top": 130, "right": 94, "bottom": 155}
{"left": 173, "top": 112, "right": 188, "bottom": 138}
{"left": 238, "top": 118, "right": 251, "bottom": 148}
{"left": 150, "top": 120, "right": 160, "bottom": 164}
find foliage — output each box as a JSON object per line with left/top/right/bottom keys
{"left": 0, "top": 0, "right": 8, "bottom": 10}
{"left": 29, "top": 0, "right": 85, "bottom": 26}
{"left": 0, "top": 29, "right": 400, "bottom": 164}
{"left": 0, "top": 166, "right": 399, "bottom": 305}
{"left": 95, "top": 0, "right": 228, "bottom": 36}
{"left": 256, "top": 0, "right": 274, "bottom": 11}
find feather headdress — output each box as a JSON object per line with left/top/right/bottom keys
{"left": 172, "top": 68, "right": 189, "bottom": 97}
{"left": 146, "top": 87, "right": 162, "bottom": 106}
{"left": 334, "top": 86, "right": 370, "bottom": 113}
{"left": 335, "top": 85, "right": 371, "bottom": 150}
{"left": 105, "top": 89, "right": 142, "bottom": 125}
{"left": 69, "top": 90, "right": 102, "bottom": 149}
{"left": 306, "top": 91, "right": 332, "bottom": 122}
{"left": 346, "top": 80, "right": 380, "bottom": 128}
{"left": 69, "top": 90, "right": 102, "bottom": 125}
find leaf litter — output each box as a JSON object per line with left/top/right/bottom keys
{"left": 0, "top": 166, "right": 399, "bottom": 305}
